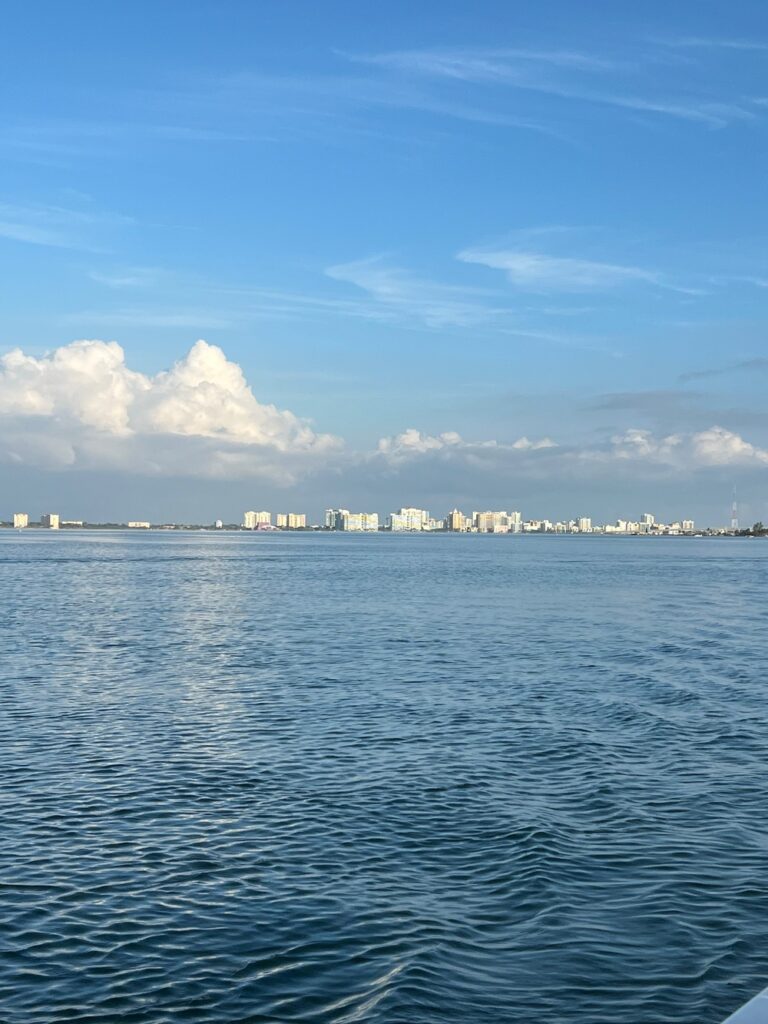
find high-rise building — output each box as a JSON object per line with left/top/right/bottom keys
{"left": 445, "top": 509, "right": 469, "bottom": 532}
{"left": 243, "top": 510, "right": 271, "bottom": 529}
{"left": 577, "top": 517, "right": 592, "bottom": 533}
{"left": 474, "top": 510, "right": 519, "bottom": 533}
{"left": 325, "top": 508, "right": 348, "bottom": 530}
{"left": 277, "top": 513, "right": 306, "bottom": 529}
{"left": 41, "top": 513, "right": 60, "bottom": 529}
{"left": 338, "top": 511, "right": 378, "bottom": 532}
{"left": 641, "top": 513, "right": 655, "bottom": 526}
{"left": 387, "top": 507, "right": 430, "bottom": 531}
{"left": 325, "top": 509, "right": 376, "bottom": 531}
{"left": 13, "top": 513, "right": 29, "bottom": 529}
{"left": 682, "top": 519, "right": 695, "bottom": 533}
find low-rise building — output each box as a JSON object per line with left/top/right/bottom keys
{"left": 128, "top": 521, "right": 151, "bottom": 529}
{"left": 523, "top": 519, "right": 553, "bottom": 532}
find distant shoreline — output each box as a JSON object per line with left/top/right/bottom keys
{"left": 0, "top": 525, "right": 762, "bottom": 538}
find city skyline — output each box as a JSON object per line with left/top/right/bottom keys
{"left": 1, "top": 2, "right": 768, "bottom": 524}
{"left": 2, "top": 504, "right": 712, "bottom": 534}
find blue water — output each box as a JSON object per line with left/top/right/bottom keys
{"left": 1, "top": 532, "right": 767, "bottom": 1024}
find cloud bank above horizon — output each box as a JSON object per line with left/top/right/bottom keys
{"left": 1, "top": 340, "right": 766, "bottom": 490}
{"left": 0, "top": 339, "right": 340, "bottom": 483}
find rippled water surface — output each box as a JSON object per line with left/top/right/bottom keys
{"left": 1, "top": 532, "right": 767, "bottom": 1023}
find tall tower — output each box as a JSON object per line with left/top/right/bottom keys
{"left": 731, "top": 490, "right": 739, "bottom": 533}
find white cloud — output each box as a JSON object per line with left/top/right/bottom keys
{"left": 352, "top": 46, "right": 755, "bottom": 128}
{"left": 0, "top": 200, "right": 132, "bottom": 250}
{"left": 458, "top": 247, "right": 659, "bottom": 292}
{"left": 326, "top": 257, "right": 506, "bottom": 328}
{"left": 606, "top": 428, "right": 684, "bottom": 461}
{"left": 376, "top": 425, "right": 768, "bottom": 475}
{"left": 89, "top": 267, "right": 161, "bottom": 288}
{"left": 377, "top": 428, "right": 466, "bottom": 457}
{"left": 0, "top": 339, "right": 340, "bottom": 481}
{"left": 512, "top": 436, "right": 559, "bottom": 450}
{"left": 2, "top": 341, "right": 765, "bottom": 489}
{"left": 354, "top": 47, "right": 619, "bottom": 81}
{"left": 376, "top": 428, "right": 557, "bottom": 460}
{"left": 597, "top": 427, "right": 768, "bottom": 468}
{"left": 691, "top": 426, "right": 768, "bottom": 466}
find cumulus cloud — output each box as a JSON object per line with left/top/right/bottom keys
{"left": 691, "top": 426, "right": 768, "bottom": 466}
{"left": 511, "top": 435, "right": 559, "bottom": 450}
{"left": 2, "top": 341, "right": 766, "bottom": 491}
{"left": 375, "top": 425, "right": 768, "bottom": 477}
{"left": 602, "top": 427, "right": 768, "bottom": 467}
{"left": 376, "top": 428, "right": 558, "bottom": 460}
{"left": 0, "top": 339, "right": 340, "bottom": 481}
{"left": 606, "top": 428, "right": 685, "bottom": 461}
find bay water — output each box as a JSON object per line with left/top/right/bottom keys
{"left": 1, "top": 532, "right": 767, "bottom": 1023}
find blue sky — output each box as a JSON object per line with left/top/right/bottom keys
{"left": 1, "top": 0, "right": 767, "bottom": 524}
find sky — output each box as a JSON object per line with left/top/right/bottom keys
{"left": 1, "top": 0, "right": 767, "bottom": 526}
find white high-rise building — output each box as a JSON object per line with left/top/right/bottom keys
{"left": 41, "top": 513, "right": 60, "bottom": 529}
{"left": 682, "top": 519, "right": 695, "bottom": 533}
{"left": 577, "top": 517, "right": 592, "bottom": 533}
{"left": 387, "top": 507, "right": 430, "bottom": 531}
{"left": 243, "top": 510, "right": 271, "bottom": 529}
{"left": 473, "top": 510, "right": 522, "bottom": 533}
{"left": 13, "top": 513, "right": 29, "bottom": 529}
{"left": 325, "top": 508, "right": 348, "bottom": 530}
{"left": 325, "top": 509, "right": 377, "bottom": 531}
{"left": 339, "top": 512, "right": 379, "bottom": 532}
{"left": 277, "top": 513, "right": 306, "bottom": 529}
